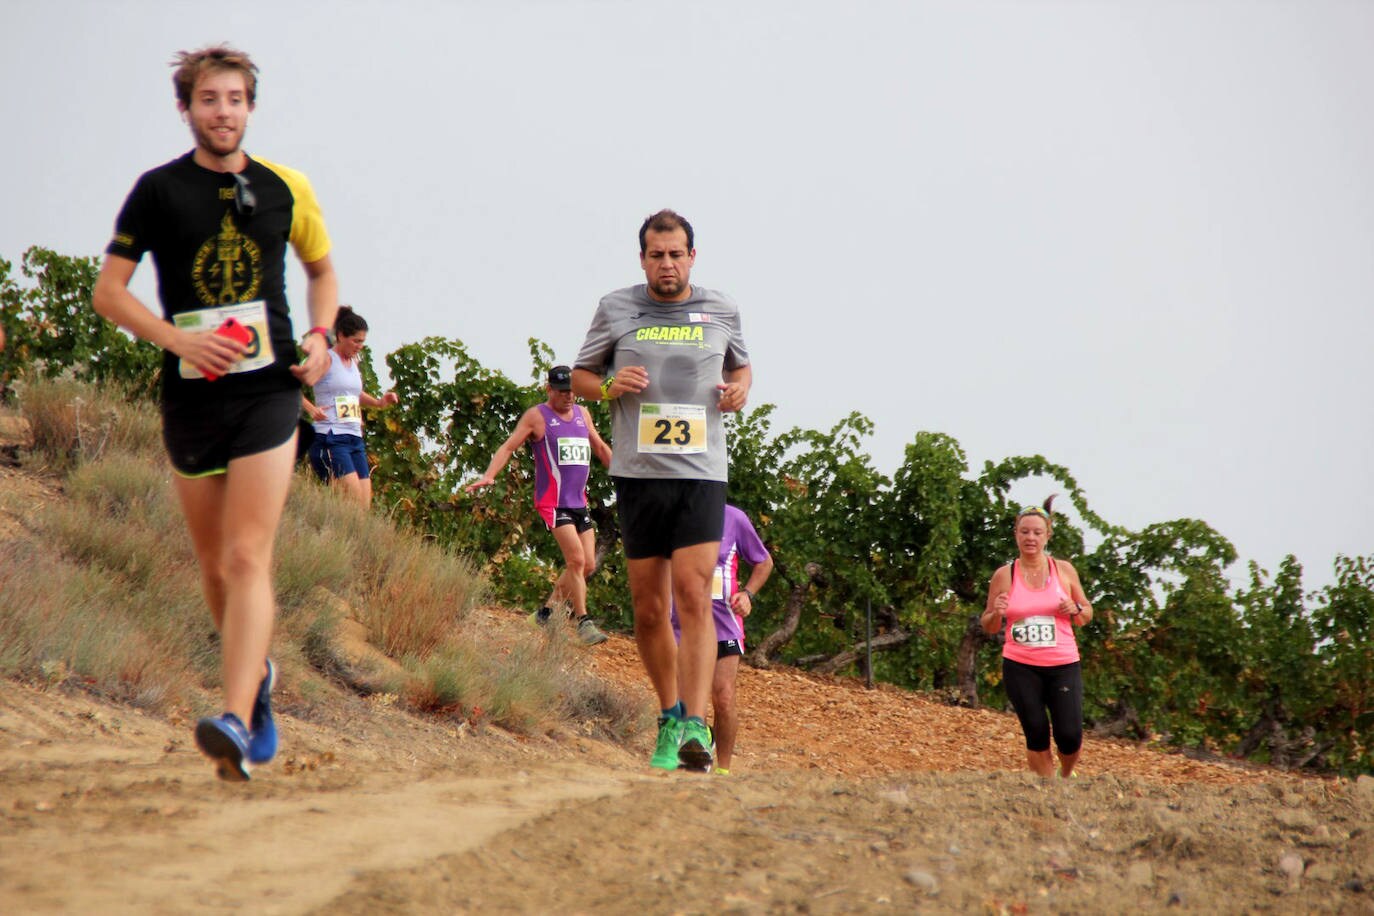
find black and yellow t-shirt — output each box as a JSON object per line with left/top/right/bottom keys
{"left": 106, "top": 151, "right": 331, "bottom": 400}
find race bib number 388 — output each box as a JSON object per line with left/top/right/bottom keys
{"left": 637, "top": 403, "right": 707, "bottom": 455}
{"left": 1011, "top": 615, "right": 1058, "bottom": 648}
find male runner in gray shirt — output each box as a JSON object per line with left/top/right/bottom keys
{"left": 573, "top": 209, "right": 752, "bottom": 772}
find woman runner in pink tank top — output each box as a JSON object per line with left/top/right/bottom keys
{"left": 981, "top": 496, "right": 1095, "bottom": 778}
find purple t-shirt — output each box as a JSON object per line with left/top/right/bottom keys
{"left": 671, "top": 504, "right": 770, "bottom": 643}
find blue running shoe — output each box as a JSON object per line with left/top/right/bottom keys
{"left": 194, "top": 712, "right": 252, "bottom": 781}
{"left": 248, "top": 658, "right": 277, "bottom": 765}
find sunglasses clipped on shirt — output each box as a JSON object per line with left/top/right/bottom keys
{"left": 231, "top": 172, "right": 256, "bottom": 216}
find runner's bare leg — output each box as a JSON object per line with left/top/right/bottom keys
{"left": 174, "top": 474, "right": 230, "bottom": 631}
{"left": 711, "top": 654, "right": 741, "bottom": 768}
{"left": 627, "top": 556, "right": 676, "bottom": 708}
{"left": 671, "top": 541, "right": 718, "bottom": 721}
{"left": 175, "top": 436, "right": 294, "bottom": 723}
{"left": 550, "top": 524, "right": 589, "bottom": 618}
{"left": 330, "top": 470, "right": 365, "bottom": 507}
{"left": 1026, "top": 748, "right": 1055, "bottom": 777}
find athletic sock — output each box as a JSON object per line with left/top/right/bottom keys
{"left": 661, "top": 701, "right": 685, "bottom": 722}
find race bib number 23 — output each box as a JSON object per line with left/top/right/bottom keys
{"left": 637, "top": 403, "right": 707, "bottom": 455}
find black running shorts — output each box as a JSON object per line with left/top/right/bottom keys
{"left": 717, "top": 638, "right": 744, "bottom": 659}
{"left": 613, "top": 477, "right": 726, "bottom": 560}
{"left": 162, "top": 387, "right": 301, "bottom": 477}
{"left": 1001, "top": 656, "right": 1084, "bottom": 755}
{"left": 553, "top": 506, "right": 595, "bottom": 533}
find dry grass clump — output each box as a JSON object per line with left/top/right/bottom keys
{"left": 0, "top": 540, "right": 208, "bottom": 710}
{"left": 0, "top": 378, "right": 641, "bottom": 742}
{"left": 403, "top": 620, "right": 644, "bottom": 739}
{"left": 46, "top": 453, "right": 184, "bottom": 590}
{"left": 18, "top": 376, "right": 161, "bottom": 469}
{"left": 275, "top": 475, "right": 486, "bottom": 659}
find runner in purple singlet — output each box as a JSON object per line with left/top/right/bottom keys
{"left": 467, "top": 366, "right": 612, "bottom": 645}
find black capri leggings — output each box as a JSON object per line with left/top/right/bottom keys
{"left": 1002, "top": 657, "right": 1083, "bottom": 755}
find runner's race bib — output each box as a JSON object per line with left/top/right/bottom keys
{"left": 557, "top": 437, "right": 591, "bottom": 465}
{"left": 334, "top": 395, "right": 362, "bottom": 422}
{"left": 637, "top": 403, "right": 707, "bottom": 455}
{"left": 712, "top": 567, "right": 726, "bottom": 601}
{"left": 1011, "top": 615, "right": 1058, "bottom": 648}
{"left": 174, "top": 301, "right": 274, "bottom": 379}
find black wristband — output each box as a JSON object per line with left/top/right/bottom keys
{"left": 740, "top": 587, "right": 755, "bottom": 601}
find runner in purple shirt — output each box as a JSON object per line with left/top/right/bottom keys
{"left": 467, "top": 366, "right": 613, "bottom": 645}
{"left": 672, "top": 504, "right": 772, "bottom": 773}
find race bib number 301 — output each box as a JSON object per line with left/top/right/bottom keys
{"left": 1011, "top": 615, "right": 1058, "bottom": 648}
{"left": 557, "top": 437, "right": 591, "bottom": 465}
{"left": 637, "top": 403, "right": 707, "bottom": 455}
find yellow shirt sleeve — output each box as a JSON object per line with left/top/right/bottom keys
{"left": 257, "top": 157, "right": 332, "bottom": 264}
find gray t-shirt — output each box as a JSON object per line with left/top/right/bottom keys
{"left": 575, "top": 284, "right": 749, "bottom": 481}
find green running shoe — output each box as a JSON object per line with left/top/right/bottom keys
{"left": 650, "top": 716, "right": 683, "bottom": 770}
{"left": 576, "top": 616, "right": 609, "bottom": 646}
{"left": 678, "top": 719, "right": 714, "bottom": 773}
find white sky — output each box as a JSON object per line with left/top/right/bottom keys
{"left": 3, "top": 1, "right": 1370, "bottom": 590}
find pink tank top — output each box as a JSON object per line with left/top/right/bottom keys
{"left": 1001, "top": 557, "right": 1080, "bottom": 666}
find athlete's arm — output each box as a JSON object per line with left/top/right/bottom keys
{"left": 981, "top": 565, "right": 1011, "bottom": 635}
{"left": 360, "top": 391, "right": 399, "bottom": 409}
{"left": 717, "top": 363, "right": 752, "bottom": 412}
{"left": 292, "top": 254, "right": 339, "bottom": 387}
{"left": 301, "top": 394, "right": 326, "bottom": 422}
{"left": 465, "top": 407, "right": 542, "bottom": 493}
{"left": 729, "top": 553, "right": 775, "bottom": 619}
{"left": 571, "top": 368, "right": 602, "bottom": 401}
{"left": 580, "top": 406, "right": 613, "bottom": 467}
{"left": 572, "top": 365, "right": 648, "bottom": 401}
{"left": 1056, "top": 559, "right": 1094, "bottom": 626}
{"left": 92, "top": 253, "right": 246, "bottom": 377}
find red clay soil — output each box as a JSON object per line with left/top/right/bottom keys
{"left": 583, "top": 629, "right": 1291, "bottom": 786}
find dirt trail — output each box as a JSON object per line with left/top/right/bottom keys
{"left": 2, "top": 629, "right": 1372, "bottom": 914}
{"left": 0, "top": 677, "right": 636, "bottom": 914}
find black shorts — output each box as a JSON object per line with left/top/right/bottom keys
{"left": 1002, "top": 657, "right": 1084, "bottom": 755}
{"left": 162, "top": 387, "right": 300, "bottom": 477}
{"left": 614, "top": 477, "right": 726, "bottom": 560}
{"left": 717, "top": 638, "right": 743, "bottom": 659}
{"left": 552, "top": 506, "right": 595, "bottom": 533}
